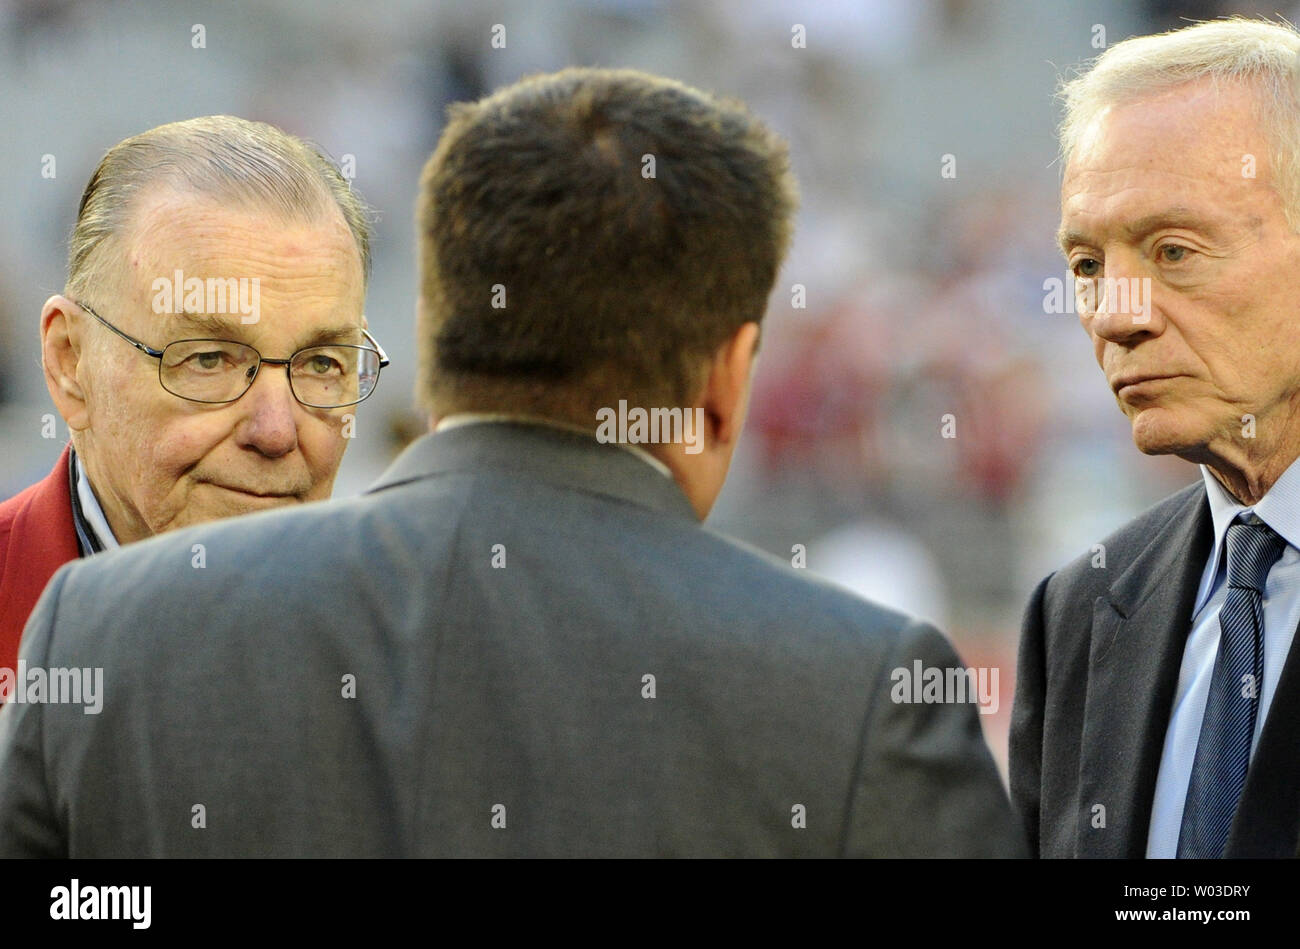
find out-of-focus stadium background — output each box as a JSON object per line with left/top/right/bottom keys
{"left": 0, "top": 0, "right": 1280, "bottom": 772}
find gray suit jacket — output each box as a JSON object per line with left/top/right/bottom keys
{"left": 0, "top": 422, "right": 1025, "bottom": 857}
{"left": 1010, "top": 481, "right": 1300, "bottom": 857}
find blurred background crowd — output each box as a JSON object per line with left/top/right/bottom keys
{"left": 0, "top": 0, "right": 1280, "bottom": 770}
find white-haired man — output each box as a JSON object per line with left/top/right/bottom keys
{"left": 1012, "top": 18, "right": 1300, "bottom": 858}
{"left": 0, "top": 116, "right": 386, "bottom": 671}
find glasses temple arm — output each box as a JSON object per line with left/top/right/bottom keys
{"left": 362, "top": 328, "right": 390, "bottom": 368}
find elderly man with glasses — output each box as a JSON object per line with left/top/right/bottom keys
{"left": 0, "top": 115, "right": 384, "bottom": 668}
{"left": 0, "top": 68, "right": 1024, "bottom": 858}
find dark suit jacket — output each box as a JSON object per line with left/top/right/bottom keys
{"left": 0, "top": 445, "right": 79, "bottom": 671}
{"left": 0, "top": 422, "right": 1025, "bottom": 857}
{"left": 1010, "top": 480, "right": 1300, "bottom": 857}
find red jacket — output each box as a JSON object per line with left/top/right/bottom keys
{"left": 0, "top": 445, "right": 80, "bottom": 670}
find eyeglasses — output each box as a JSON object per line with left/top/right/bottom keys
{"left": 73, "top": 300, "right": 389, "bottom": 409}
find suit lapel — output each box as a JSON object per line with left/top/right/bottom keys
{"left": 1075, "top": 485, "right": 1212, "bottom": 857}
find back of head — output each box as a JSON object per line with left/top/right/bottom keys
{"left": 416, "top": 67, "right": 798, "bottom": 424}
{"left": 67, "top": 114, "right": 372, "bottom": 300}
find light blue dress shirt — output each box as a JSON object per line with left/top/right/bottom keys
{"left": 1145, "top": 460, "right": 1300, "bottom": 857}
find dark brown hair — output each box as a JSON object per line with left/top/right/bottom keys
{"left": 417, "top": 67, "right": 798, "bottom": 421}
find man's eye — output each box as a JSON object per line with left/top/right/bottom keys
{"left": 307, "top": 355, "right": 340, "bottom": 374}
{"left": 1073, "top": 258, "right": 1101, "bottom": 278}
{"left": 1158, "top": 244, "right": 1189, "bottom": 263}
{"left": 191, "top": 351, "right": 225, "bottom": 370}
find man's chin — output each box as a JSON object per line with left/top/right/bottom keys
{"left": 174, "top": 485, "right": 306, "bottom": 527}
{"left": 1127, "top": 409, "right": 1204, "bottom": 458}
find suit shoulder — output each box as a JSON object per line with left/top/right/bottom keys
{"left": 0, "top": 485, "right": 20, "bottom": 554}
{"left": 1043, "top": 479, "right": 1204, "bottom": 601}
{"left": 56, "top": 491, "right": 379, "bottom": 599}
{"left": 689, "top": 524, "right": 920, "bottom": 642}
{"left": 0, "top": 470, "right": 53, "bottom": 535}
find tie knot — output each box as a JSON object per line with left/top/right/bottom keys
{"left": 1225, "top": 518, "right": 1287, "bottom": 592}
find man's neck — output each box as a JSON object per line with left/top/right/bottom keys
{"left": 433, "top": 412, "right": 674, "bottom": 479}
{"left": 72, "top": 443, "right": 146, "bottom": 544}
{"left": 1200, "top": 439, "right": 1300, "bottom": 506}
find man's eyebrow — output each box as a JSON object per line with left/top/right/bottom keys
{"left": 168, "top": 311, "right": 243, "bottom": 337}
{"left": 166, "top": 312, "right": 363, "bottom": 347}
{"left": 303, "top": 325, "right": 365, "bottom": 345}
{"left": 1057, "top": 207, "right": 1230, "bottom": 255}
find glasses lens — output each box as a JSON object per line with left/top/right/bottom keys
{"left": 290, "top": 345, "right": 381, "bottom": 407}
{"left": 160, "top": 339, "right": 260, "bottom": 403}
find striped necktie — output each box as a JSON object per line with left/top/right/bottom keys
{"left": 1177, "top": 516, "right": 1286, "bottom": 858}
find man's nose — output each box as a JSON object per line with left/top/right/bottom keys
{"left": 1088, "top": 251, "right": 1163, "bottom": 344}
{"left": 236, "top": 363, "right": 299, "bottom": 458}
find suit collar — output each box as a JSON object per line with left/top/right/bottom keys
{"left": 1103, "top": 484, "right": 1210, "bottom": 619}
{"left": 68, "top": 448, "right": 117, "bottom": 554}
{"left": 1076, "top": 482, "right": 1212, "bottom": 857}
{"left": 1197, "top": 459, "right": 1300, "bottom": 615}
{"left": 434, "top": 413, "right": 675, "bottom": 480}
{"left": 367, "top": 421, "right": 699, "bottom": 523}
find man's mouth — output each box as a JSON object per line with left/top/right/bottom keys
{"left": 1111, "top": 373, "right": 1181, "bottom": 396}
{"left": 203, "top": 483, "right": 301, "bottom": 500}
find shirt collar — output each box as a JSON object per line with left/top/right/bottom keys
{"left": 434, "top": 413, "right": 674, "bottom": 480}
{"left": 70, "top": 449, "right": 120, "bottom": 553}
{"left": 1200, "top": 458, "right": 1300, "bottom": 574}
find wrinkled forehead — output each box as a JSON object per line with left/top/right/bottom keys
{"left": 1060, "top": 79, "right": 1284, "bottom": 230}
{"left": 124, "top": 185, "right": 357, "bottom": 261}
{"left": 1066, "top": 78, "right": 1275, "bottom": 183}
{"left": 92, "top": 189, "right": 366, "bottom": 345}
{"left": 127, "top": 190, "right": 360, "bottom": 281}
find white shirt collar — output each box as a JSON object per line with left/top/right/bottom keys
{"left": 74, "top": 452, "right": 120, "bottom": 550}
{"left": 434, "top": 412, "right": 674, "bottom": 480}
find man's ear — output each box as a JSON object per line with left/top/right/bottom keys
{"left": 41, "top": 295, "right": 91, "bottom": 432}
{"left": 703, "top": 321, "right": 760, "bottom": 448}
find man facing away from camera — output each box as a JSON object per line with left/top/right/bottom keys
{"left": 1013, "top": 18, "right": 1300, "bottom": 858}
{"left": 0, "top": 115, "right": 384, "bottom": 670}
{"left": 0, "top": 68, "right": 1024, "bottom": 857}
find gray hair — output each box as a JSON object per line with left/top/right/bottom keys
{"left": 1059, "top": 17, "right": 1300, "bottom": 226}
{"left": 67, "top": 115, "right": 372, "bottom": 297}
